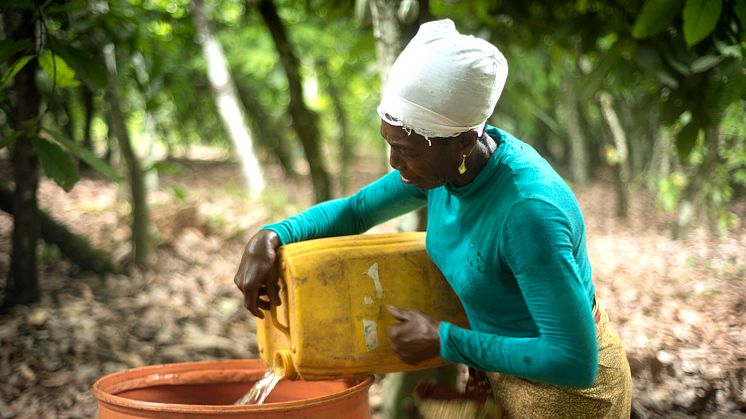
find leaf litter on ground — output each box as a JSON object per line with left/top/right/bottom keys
{"left": 0, "top": 160, "right": 744, "bottom": 418}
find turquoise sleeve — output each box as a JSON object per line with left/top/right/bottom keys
{"left": 439, "top": 198, "right": 598, "bottom": 388}
{"left": 261, "top": 170, "right": 427, "bottom": 244}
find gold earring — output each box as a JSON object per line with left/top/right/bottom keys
{"left": 458, "top": 154, "right": 467, "bottom": 175}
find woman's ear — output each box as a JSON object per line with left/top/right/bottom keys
{"left": 457, "top": 131, "right": 479, "bottom": 157}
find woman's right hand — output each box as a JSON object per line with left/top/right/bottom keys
{"left": 234, "top": 230, "right": 282, "bottom": 318}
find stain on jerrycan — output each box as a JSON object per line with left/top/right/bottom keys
{"left": 256, "top": 232, "right": 470, "bottom": 380}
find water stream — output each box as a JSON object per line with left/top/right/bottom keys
{"left": 233, "top": 370, "right": 282, "bottom": 405}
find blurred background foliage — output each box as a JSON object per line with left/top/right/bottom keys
{"left": 1, "top": 0, "right": 745, "bottom": 306}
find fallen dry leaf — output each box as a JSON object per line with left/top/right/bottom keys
{"left": 0, "top": 161, "right": 743, "bottom": 418}
{"left": 27, "top": 307, "right": 49, "bottom": 326}
{"left": 42, "top": 371, "right": 73, "bottom": 388}
{"left": 18, "top": 363, "right": 35, "bottom": 381}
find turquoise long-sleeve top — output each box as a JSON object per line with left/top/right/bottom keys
{"left": 262, "top": 126, "right": 598, "bottom": 388}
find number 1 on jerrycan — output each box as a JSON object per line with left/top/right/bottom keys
{"left": 256, "top": 232, "right": 469, "bottom": 380}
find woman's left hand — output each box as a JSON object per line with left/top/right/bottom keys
{"left": 387, "top": 305, "right": 441, "bottom": 364}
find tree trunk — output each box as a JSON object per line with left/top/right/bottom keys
{"left": 598, "top": 92, "right": 630, "bottom": 219}
{"left": 257, "top": 0, "right": 331, "bottom": 202}
{"left": 78, "top": 86, "right": 95, "bottom": 171}
{"left": 368, "top": 3, "right": 451, "bottom": 416}
{"left": 102, "top": 44, "right": 150, "bottom": 266}
{"left": 369, "top": 0, "right": 432, "bottom": 233}
{"left": 369, "top": 0, "right": 406, "bottom": 84}
{"left": 620, "top": 100, "right": 651, "bottom": 180}
{"left": 316, "top": 58, "right": 352, "bottom": 194}
{"left": 369, "top": 0, "right": 432, "bottom": 84}
{"left": 0, "top": 186, "right": 117, "bottom": 275}
{"left": 52, "top": 92, "right": 76, "bottom": 145}
{"left": 192, "top": 0, "right": 266, "bottom": 197}
{"left": 673, "top": 126, "right": 720, "bottom": 239}
{"left": 647, "top": 128, "right": 671, "bottom": 191}
{"left": 2, "top": 8, "right": 42, "bottom": 310}
{"left": 235, "top": 82, "right": 298, "bottom": 179}
{"left": 578, "top": 103, "right": 602, "bottom": 179}
{"left": 565, "top": 89, "right": 589, "bottom": 185}
{"left": 82, "top": 86, "right": 94, "bottom": 151}
{"left": 103, "top": 130, "right": 113, "bottom": 163}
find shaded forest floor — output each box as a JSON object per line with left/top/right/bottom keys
{"left": 0, "top": 157, "right": 745, "bottom": 418}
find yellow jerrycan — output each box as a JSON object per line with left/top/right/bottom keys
{"left": 256, "top": 232, "right": 469, "bottom": 380}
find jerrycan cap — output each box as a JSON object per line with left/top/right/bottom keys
{"left": 273, "top": 349, "right": 298, "bottom": 380}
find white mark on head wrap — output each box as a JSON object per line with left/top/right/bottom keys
{"left": 377, "top": 19, "right": 508, "bottom": 140}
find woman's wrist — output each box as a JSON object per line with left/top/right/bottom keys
{"left": 260, "top": 229, "right": 281, "bottom": 248}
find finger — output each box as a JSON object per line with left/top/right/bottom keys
{"left": 243, "top": 284, "right": 263, "bottom": 319}
{"left": 266, "top": 254, "right": 281, "bottom": 306}
{"left": 235, "top": 263, "right": 259, "bottom": 315}
{"left": 387, "top": 322, "right": 400, "bottom": 341}
{"left": 233, "top": 244, "right": 255, "bottom": 287}
{"left": 389, "top": 340, "right": 399, "bottom": 355}
{"left": 257, "top": 298, "right": 271, "bottom": 311}
{"left": 256, "top": 285, "right": 271, "bottom": 310}
{"left": 401, "top": 355, "right": 419, "bottom": 365}
{"left": 387, "top": 305, "right": 408, "bottom": 321}
{"left": 233, "top": 264, "right": 246, "bottom": 288}
{"left": 387, "top": 325, "right": 409, "bottom": 356}
{"left": 266, "top": 276, "right": 281, "bottom": 306}
{"left": 414, "top": 378, "right": 438, "bottom": 398}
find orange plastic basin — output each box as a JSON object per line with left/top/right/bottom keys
{"left": 92, "top": 359, "right": 373, "bottom": 418}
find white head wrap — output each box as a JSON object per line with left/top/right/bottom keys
{"left": 377, "top": 19, "right": 508, "bottom": 140}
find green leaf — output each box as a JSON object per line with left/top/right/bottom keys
{"left": 579, "top": 55, "right": 616, "bottom": 99}
{"left": 635, "top": 45, "right": 662, "bottom": 70}
{"left": 632, "top": 0, "right": 684, "bottom": 39}
{"left": 676, "top": 121, "right": 701, "bottom": 161}
{"left": 714, "top": 40, "right": 743, "bottom": 58}
{"left": 715, "top": 61, "right": 746, "bottom": 111}
{"left": 656, "top": 69, "right": 679, "bottom": 88}
{"left": 660, "top": 46, "right": 693, "bottom": 75}
{"left": 47, "top": 36, "right": 107, "bottom": 89}
{"left": 3, "top": 0, "right": 36, "bottom": 10}
{"left": 39, "top": 50, "right": 80, "bottom": 88}
{"left": 0, "top": 39, "right": 33, "bottom": 65}
{"left": 170, "top": 186, "right": 188, "bottom": 202}
{"left": 31, "top": 137, "right": 80, "bottom": 191}
{"left": 683, "top": 0, "right": 723, "bottom": 47}
{"left": 0, "top": 130, "right": 24, "bottom": 150}
{"left": 150, "top": 161, "right": 184, "bottom": 176}
{"left": 734, "top": 0, "right": 746, "bottom": 26}
{"left": 689, "top": 54, "right": 724, "bottom": 73}
{"left": 42, "top": 128, "right": 123, "bottom": 183}
{"left": 0, "top": 55, "right": 35, "bottom": 92}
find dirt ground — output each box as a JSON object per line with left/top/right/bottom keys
{"left": 0, "top": 157, "right": 744, "bottom": 418}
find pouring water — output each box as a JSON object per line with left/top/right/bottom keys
{"left": 234, "top": 369, "right": 282, "bottom": 405}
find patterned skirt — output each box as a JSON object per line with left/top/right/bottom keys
{"left": 416, "top": 305, "right": 632, "bottom": 419}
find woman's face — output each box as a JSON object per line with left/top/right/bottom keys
{"left": 380, "top": 120, "right": 468, "bottom": 190}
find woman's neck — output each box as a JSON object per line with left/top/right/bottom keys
{"left": 451, "top": 134, "right": 497, "bottom": 186}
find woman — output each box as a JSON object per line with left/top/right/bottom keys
{"left": 234, "top": 19, "right": 632, "bottom": 418}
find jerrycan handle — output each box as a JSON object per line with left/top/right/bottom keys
{"left": 270, "top": 277, "right": 290, "bottom": 338}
